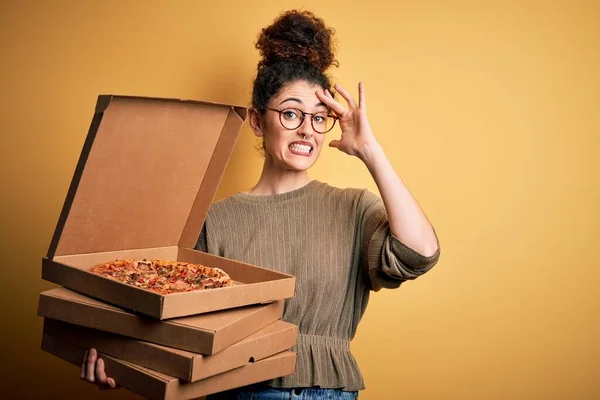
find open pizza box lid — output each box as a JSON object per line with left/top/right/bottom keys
{"left": 47, "top": 95, "right": 246, "bottom": 258}
{"left": 42, "top": 95, "right": 295, "bottom": 319}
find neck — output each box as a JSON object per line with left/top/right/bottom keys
{"left": 248, "top": 157, "right": 312, "bottom": 195}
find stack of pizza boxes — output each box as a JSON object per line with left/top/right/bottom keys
{"left": 37, "top": 96, "right": 298, "bottom": 400}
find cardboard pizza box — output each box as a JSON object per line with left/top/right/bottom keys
{"left": 42, "top": 318, "right": 297, "bottom": 382}
{"left": 37, "top": 287, "right": 285, "bottom": 356}
{"left": 42, "top": 95, "right": 295, "bottom": 319}
{"left": 42, "top": 333, "right": 297, "bottom": 400}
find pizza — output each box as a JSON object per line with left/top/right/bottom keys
{"left": 91, "top": 259, "right": 234, "bottom": 295}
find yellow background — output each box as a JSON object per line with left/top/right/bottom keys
{"left": 1, "top": 1, "right": 598, "bottom": 399}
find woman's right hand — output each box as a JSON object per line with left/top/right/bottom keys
{"left": 80, "top": 348, "right": 119, "bottom": 389}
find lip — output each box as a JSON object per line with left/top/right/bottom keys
{"left": 288, "top": 141, "right": 314, "bottom": 157}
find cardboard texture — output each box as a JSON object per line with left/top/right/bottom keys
{"left": 37, "top": 287, "right": 285, "bottom": 355}
{"left": 42, "top": 318, "right": 298, "bottom": 382}
{"left": 42, "top": 334, "right": 297, "bottom": 400}
{"left": 42, "top": 95, "right": 295, "bottom": 319}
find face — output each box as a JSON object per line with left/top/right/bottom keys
{"left": 250, "top": 80, "right": 329, "bottom": 172}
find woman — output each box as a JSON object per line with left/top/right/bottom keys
{"left": 81, "top": 9, "right": 440, "bottom": 399}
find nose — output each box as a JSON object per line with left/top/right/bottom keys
{"left": 297, "top": 117, "right": 315, "bottom": 138}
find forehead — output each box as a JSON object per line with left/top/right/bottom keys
{"left": 271, "top": 80, "right": 324, "bottom": 107}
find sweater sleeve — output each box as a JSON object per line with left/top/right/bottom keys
{"left": 358, "top": 189, "right": 440, "bottom": 291}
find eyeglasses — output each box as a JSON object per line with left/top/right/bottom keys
{"left": 263, "top": 107, "right": 338, "bottom": 134}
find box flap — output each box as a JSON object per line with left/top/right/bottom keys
{"left": 47, "top": 95, "right": 246, "bottom": 258}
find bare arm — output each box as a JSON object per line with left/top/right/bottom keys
{"left": 318, "top": 82, "right": 439, "bottom": 257}
{"left": 360, "top": 141, "right": 438, "bottom": 256}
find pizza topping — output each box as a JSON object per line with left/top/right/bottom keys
{"left": 91, "top": 259, "right": 234, "bottom": 295}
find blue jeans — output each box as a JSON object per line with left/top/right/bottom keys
{"left": 207, "top": 387, "right": 359, "bottom": 399}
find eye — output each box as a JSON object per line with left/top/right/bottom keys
{"left": 282, "top": 109, "right": 300, "bottom": 120}
{"left": 312, "top": 114, "right": 327, "bottom": 124}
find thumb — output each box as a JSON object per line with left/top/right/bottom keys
{"left": 329, "top": 140, "right": 341, "bottom": 148}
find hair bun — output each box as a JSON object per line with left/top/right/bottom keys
{"left": 256, "top": 10, "right": 338, "bottom": 72}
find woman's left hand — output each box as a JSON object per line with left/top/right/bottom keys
{"left": 316, "top": 82, "right": 380, "bottom": 161}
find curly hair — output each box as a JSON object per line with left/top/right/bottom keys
{"left": 251, "top": 10, "right": 338, "bottom": 111}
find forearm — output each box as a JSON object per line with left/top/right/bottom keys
{"left": 360, "top": 141, "right": 439, "bottom": 257}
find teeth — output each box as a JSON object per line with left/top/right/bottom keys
{"left": 290, "top": 143, "right": 312, "bottom": 154}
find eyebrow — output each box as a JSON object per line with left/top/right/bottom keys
{"left": 279, "top": 97, "right": 302, "bottom": 105}
{"left": 279, "top": 98, "right": 328, "bottom": 109}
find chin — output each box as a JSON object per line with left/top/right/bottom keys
{"left": 285, "top": 154, "right": 319, "bottom": 171}
{"left": 287, "top": 164, "right": 313, "bottom": 172}
{"left": 280, "top": 160, "right": 311, "bottom": 171}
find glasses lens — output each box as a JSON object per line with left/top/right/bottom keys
{"left": 312, "top": 112, "right": 336, "bottom": 133}
{"left": 279, "top": 109, "right": 303, "bottom": 130}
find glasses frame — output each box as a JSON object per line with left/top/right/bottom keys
{"left": 263, "top": 107, "right": 339, "bottom": 134}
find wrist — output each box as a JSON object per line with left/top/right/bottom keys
{"left": 358, "top": 140, "right": 384, "bottom": 166}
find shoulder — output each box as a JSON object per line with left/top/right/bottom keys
{"left": 314, "top": 180, "right": 358, "bottom": 195}
{"left": 211, "top": 194, "right": 240, "bottom": 209}
{"left": 203, "top": 195, "right": 243, "bottom": 222}
{"left": 312, "top": 180, "right": 378, "bottom": 209}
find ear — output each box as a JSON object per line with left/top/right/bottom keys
{"left": 248, "top": 108, "right": 264, "bottom": 138}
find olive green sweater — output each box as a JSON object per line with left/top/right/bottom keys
{"left": 195, "top": 180, "right": 440, "bottom": 391}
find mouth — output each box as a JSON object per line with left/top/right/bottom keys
{"left": 288, "top": 141, "right": 313, "bottom": 157}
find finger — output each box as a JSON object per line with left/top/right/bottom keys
{"left": 106, "top": 378, "right": 117, "bottom": 389}
{"left": 334, "top": 83, "right": 358, "bottom": 110}
{"left": 80, "top": 350, "right": 89, "bottom": 380}
{"left": 324, "top": 89, "right": 343, "bottom": 111}
{"left": 85, "top": 348, "right": 97, "bottom": 382}
{"left": 358, "top": 82, "right": 366, "bottom": 111}
{"left": 95, "top": 358, "right": 108, "bottom": 385}
{"left": 329, "top": 140, "right": 341, "bottom": 148}
{"left": 316, "top": 89, "right": 346, "bottom": 116}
